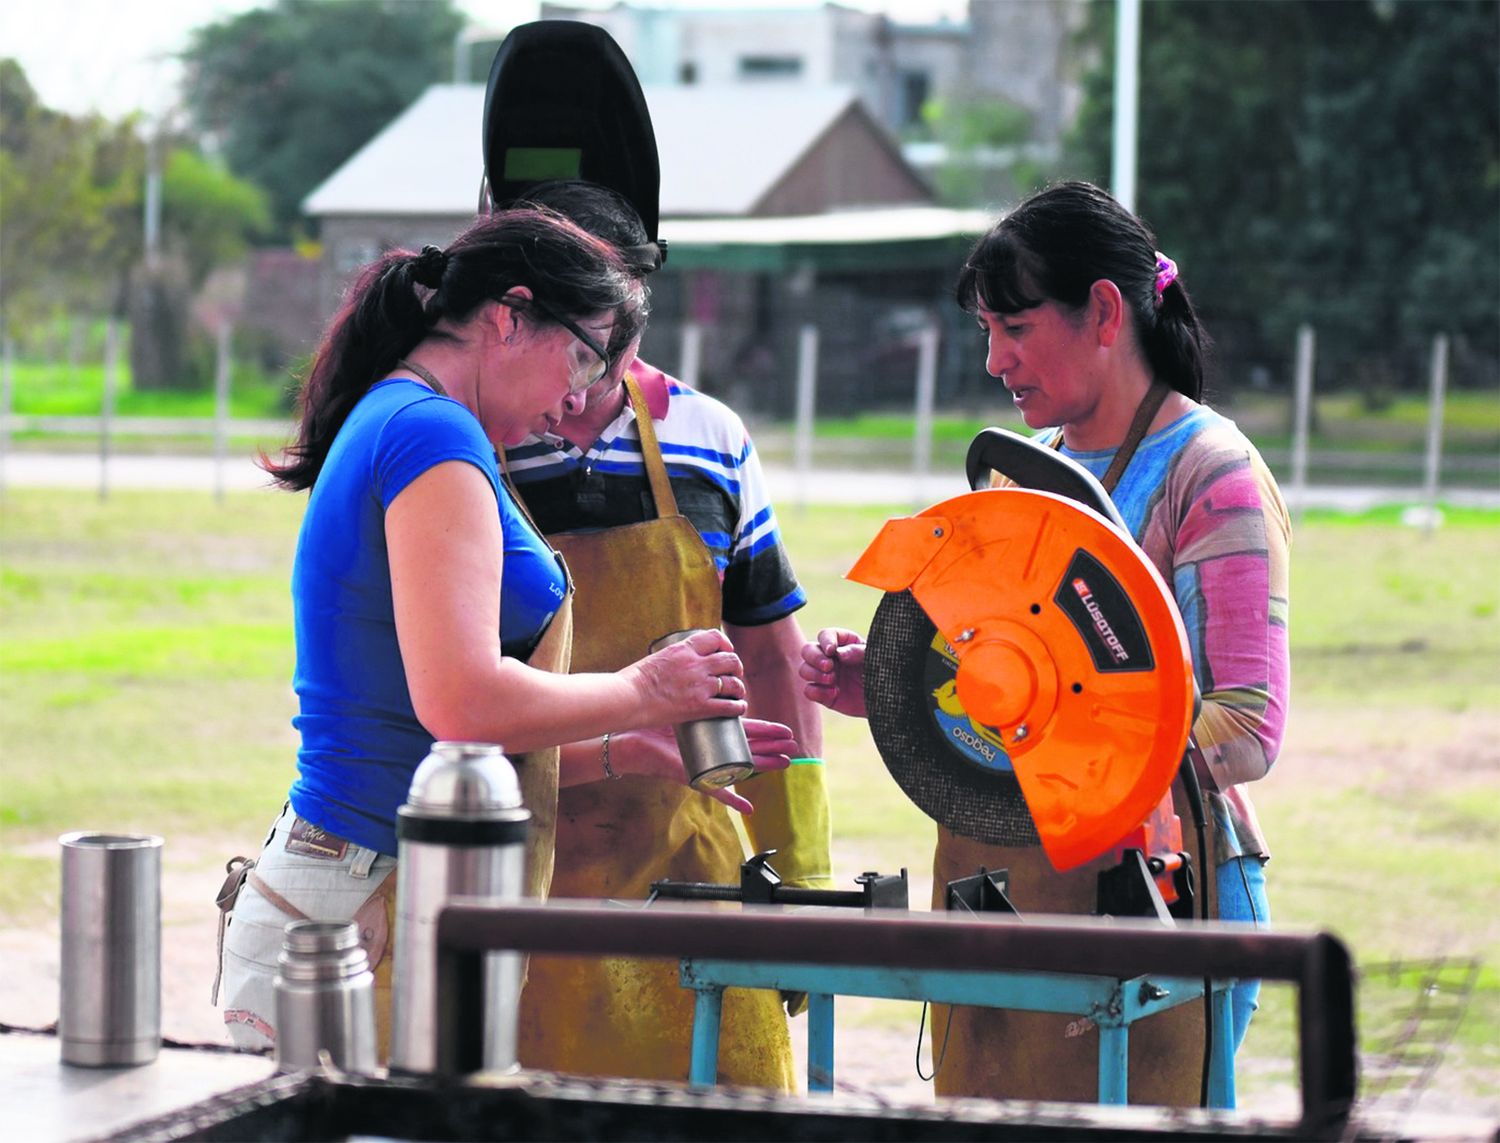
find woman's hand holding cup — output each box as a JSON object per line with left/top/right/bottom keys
{"left": 628, "top": 627, "right": 747, "bottom": 727}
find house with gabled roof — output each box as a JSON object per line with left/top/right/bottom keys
{"left": 302, "top": 81, "right": 990, "bottom": 413}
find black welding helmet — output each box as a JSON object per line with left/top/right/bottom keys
{"left": 480, "top": 20, "right": 666, "bottom": 273}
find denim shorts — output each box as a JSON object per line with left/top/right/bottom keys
{"left": 219, "top": 804, "right": 396, "bottom": 1051}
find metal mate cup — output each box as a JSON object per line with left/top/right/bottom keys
{"left": 649, "top": 629, "right": 756, "bottom": 790}
{"left": 59, "top": 831, "right": 163, "bottom": 1068}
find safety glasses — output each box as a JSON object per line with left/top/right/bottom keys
{"left": 521, "top": 297, "right": 612, "bottom": 392}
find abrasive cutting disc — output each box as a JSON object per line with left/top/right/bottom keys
{"left": 853, "top": 488, "right": 1195, "bottom": 871}
{"left": 866, "top": 588, "right": 1039, "bottom": 846}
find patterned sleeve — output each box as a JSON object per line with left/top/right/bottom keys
{"left": 1164, "top": 445, "right": 1291, "bottom": 792}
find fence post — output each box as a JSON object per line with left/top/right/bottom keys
{"left": 1417, "top": 333, "right": 1450, "bottom": 535}
{"left": 100, "top": 318, "right": 119, "bottom": 502}
{"left": 911, "top": 319, "right": 940, "bottom": 510}
{"left": 793, "top": 324, "right": 819, "bottom": 513}
{"left": 0, "top": 334, "right": 12, "bottom": 500}
{"left": 69, "top": 317, "right": 84, "bottom": 387}
{"left": 679, "top": 322, "right": 703, "bottom": 391}
{"left": 1289, "top": 324, "right": 1316, "bottom": 523}
{"left": 213, "top": 323, "right": 233, "bottom": 504}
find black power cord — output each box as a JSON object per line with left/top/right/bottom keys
{"left": 1178, "top": 743, "right": 1213, "bottom": 1108}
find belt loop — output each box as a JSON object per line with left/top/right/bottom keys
{"left": 350, "top": 846, "right": 377, "bottom": 879}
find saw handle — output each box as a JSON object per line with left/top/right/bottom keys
{"left": 965, "top": 427, "right": 1127, "bottom": 529}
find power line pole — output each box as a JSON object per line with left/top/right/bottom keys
{"left": 1111, "top": 0, "right": 1141, "bottom": 212}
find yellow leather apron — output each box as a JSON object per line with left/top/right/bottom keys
{"left": 513, "top": 376, "right": 795, "bottom": 1089}
{"left": 512, "top": 585, "right": 573, "bottom": 902}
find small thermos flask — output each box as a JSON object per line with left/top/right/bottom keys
{"left": 273, "top": 919, "right": 378, "bottom": 1075}
{"left": 59, "top": 832, "right": 162, "bottom": 1067}
{"left": 649, "top": 629, "right": 756, "bottom": 790}
{"left": 389, "top": 741, "right": 530, "bottom": 1076}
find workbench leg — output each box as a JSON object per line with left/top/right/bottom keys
{"left": 1208, "top": 982, "right": 1237, "bottom": 1109}
{"left": 807, "top": 992, "right": 834, "bottom": 1093}
{"left": 688, "top": 985, "right": 725, "bottom": 1088}
{"left": 1097, "top": 1024, "right": 1129, "bottom": 1105}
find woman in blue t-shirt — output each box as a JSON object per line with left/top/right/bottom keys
{"left": 217, "top": 210, "right": 796, "bottom": 1053}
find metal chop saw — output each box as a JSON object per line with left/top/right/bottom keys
{"left": 852, "top": 427, "right": 1206, "bottom": 922}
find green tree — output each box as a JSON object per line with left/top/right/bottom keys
{"left": 180, "top": 0, "right": 465, "bottom": 239}
{"left": 920, "top": 97, "right": 1035, "bottom": 206}
{"left": 128, "top": 144, "right": 273, "bottom": 391}
{"left": 160, "top": 148, "right": 272, "bottom": 287}
{"left": 0, "top": 60, "right": 139, "bottom": 330}
{"left": 1067, "top": 0, "right": 1499, "bottom": 389}
{"left": 2, "top": 58, "right": 274, "bottom": 385}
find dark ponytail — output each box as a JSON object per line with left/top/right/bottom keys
{"left": 263, "top": 209, "right": 637, "bottom": 490}
{"left": 955, "top": 180, "right": 1210, "bottom": 401}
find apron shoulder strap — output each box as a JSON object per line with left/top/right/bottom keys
{"left": 624, "top": 372, "right": 681, "bottom": 519}
{"left": 1048, "top": 381, "right": 1170, "bottom": 495}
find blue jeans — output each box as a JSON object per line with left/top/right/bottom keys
{"left": 1215, "top": 855, "right": 1270, "bottom": 1052}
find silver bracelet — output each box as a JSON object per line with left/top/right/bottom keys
{"left": 601, "top": 732, "right": 619, "bottom": 780}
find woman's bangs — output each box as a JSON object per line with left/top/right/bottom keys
{"left": 976, "top": 238, "right": 1046, "bottom": 315}
{"left": 959, "top": 231, "right": 1045, "bottom": 316}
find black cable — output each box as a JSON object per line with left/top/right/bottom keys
{"left": 914, "top": 1000, "right": 955, "bottom": 1082}
{"left": 1178, "top": 743, "right": 1213, "bottom": 1108}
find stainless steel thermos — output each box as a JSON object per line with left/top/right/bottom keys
{"left": 59, "top": 832, "right": 162, "bottom": 1067}
{"left": 649, "top": 629, "right": 756, "bottom": 789}
{"left": 273, "top": 919, "right": 378, "bottom": 1074}
{"left": 389, "top": 741, "right": 530, "bottom": 1075}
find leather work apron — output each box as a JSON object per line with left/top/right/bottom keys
{"left": 513, "top": 585, "right": 574, "bottom": 902}
{"left": 930, "top": 780, "right": 1218, "bottom": 1105}
{"left": 930, "top": 382, "right": 1216, "bottom": 1106}
{"left": 514, "top": 376, "right": 795, "bottom": 1090}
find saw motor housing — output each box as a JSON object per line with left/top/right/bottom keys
{"left": 852, "top": 429, "right": 1199, "bottom": 913}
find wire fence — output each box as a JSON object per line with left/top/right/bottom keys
{"left": 2, "top": 322, "right": 1496, "bottom": 514}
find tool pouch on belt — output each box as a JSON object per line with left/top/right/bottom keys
{"left": 211, "top": 853, "right": 394, "bottom": 1006}
{"left": 212, "top": 856, "right": 254, "bottom": 1006}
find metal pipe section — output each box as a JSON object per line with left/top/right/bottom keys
{"left": 439, "top": 899, "right": 1324, "bottom": 978}
{"left": 435, "top": 900, "right": 1355, "bottom": 1139}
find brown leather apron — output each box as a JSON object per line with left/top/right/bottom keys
{"left": 930, "top": 777, "right": 1217, "bottom": 1105}
{"left": 513, "top": 375, "right": 794, "bottom": 1089}
{"left": 931, "top": 383, "right": 1217, "bottom": 1105}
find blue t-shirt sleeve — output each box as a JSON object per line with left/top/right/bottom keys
{"left": 370, "top": 395, "right": 501, "bottom": 509}
{"left": 364, "top": 390, "right": 565, "bottom": 655}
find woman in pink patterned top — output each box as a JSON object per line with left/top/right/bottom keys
{"left": 801, "top": 181, "right": 1289, "bottom": 1105}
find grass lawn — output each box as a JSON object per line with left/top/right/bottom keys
{"left": 1, "top": 487, "right": 1496, "bottom": 1113}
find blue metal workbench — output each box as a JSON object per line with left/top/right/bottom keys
{"left": 681, "top": 957, "right": 1236, "bottom": 1106}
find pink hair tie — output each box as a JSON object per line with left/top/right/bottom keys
{"left": 1153, "top": 252, "right": 1179, "bottom": 304}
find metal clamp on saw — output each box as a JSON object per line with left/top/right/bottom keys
{"left": 852, "top": 427, "right": 1202, "bottom": 923}
{"left": 649, "top": 851, "right": 910, "bottom": 911}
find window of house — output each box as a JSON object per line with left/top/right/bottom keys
{"left": 738, "top": 56, "right": 803, "bottom": 79}
{"left": 900, "top": 70, "right": 931, "bottom": 127}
